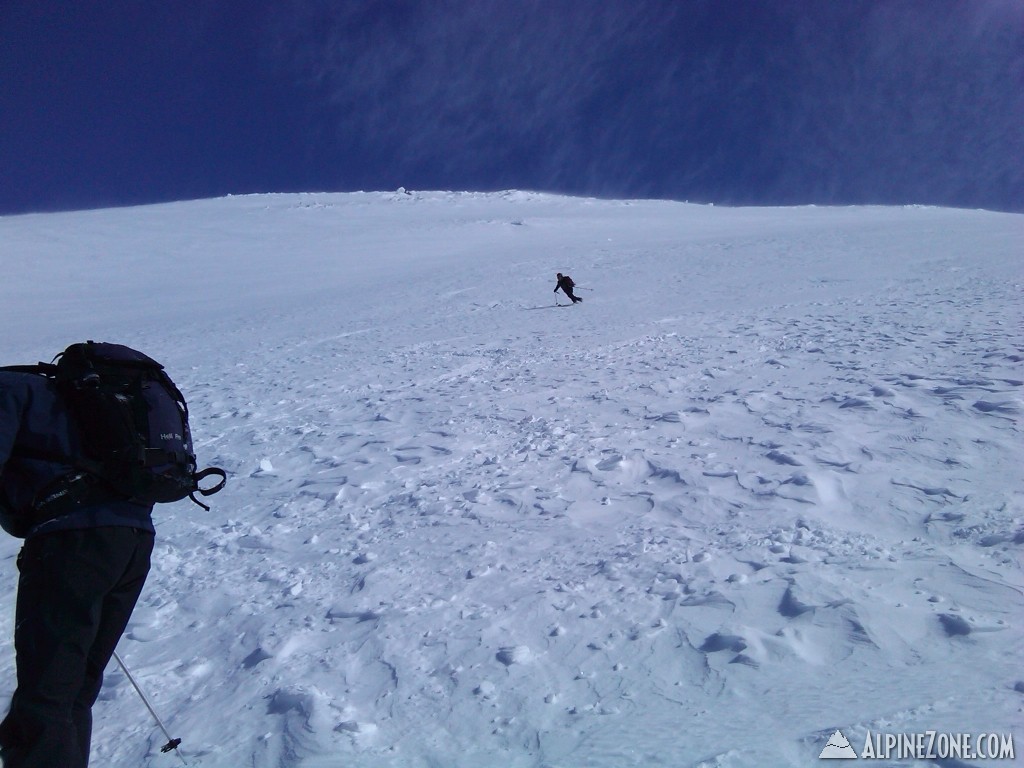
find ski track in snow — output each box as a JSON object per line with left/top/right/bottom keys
{"left": 0, "top": 192, "right": 1022, "bottom": 767}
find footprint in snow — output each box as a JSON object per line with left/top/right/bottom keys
{"left": 496, "top": 645, "right": 533, "bottom": 666}
{"left": 700, "top": 632, "right": 748, "bottom": 653}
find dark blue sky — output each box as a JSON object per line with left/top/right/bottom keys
{"left": 2, "top": 1, "right": 1021, "bottom": 214}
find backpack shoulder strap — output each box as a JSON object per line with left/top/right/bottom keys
{"left": 0, "top": 363, "right": 58, "bottom": 377}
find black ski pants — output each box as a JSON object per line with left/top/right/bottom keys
{"left": 557, "top": 286, "right": 581, "bottom": 303}
{"left": 0, "top": 526, "right": 154, "bottom": 768}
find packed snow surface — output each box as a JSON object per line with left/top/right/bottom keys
{"left": 1, "top": 191, "right": 1022, "bottom": 767}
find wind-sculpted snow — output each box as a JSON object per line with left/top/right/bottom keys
{"left": 0, "top": 192, "right": 1021, "bottom": 766}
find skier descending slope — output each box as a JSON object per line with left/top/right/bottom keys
{"left": 554, "top": 272, "right": 583, "bottom": 304}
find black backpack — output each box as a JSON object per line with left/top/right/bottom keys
{"left": 3, "top": 341, "right": 225, "bottom": 514}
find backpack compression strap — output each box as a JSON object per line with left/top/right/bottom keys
{"left": 0, "top": 363, "right": 57, "bottom": 376}
{"left": 189, "top": 467, "right": 227, "bottom": 511}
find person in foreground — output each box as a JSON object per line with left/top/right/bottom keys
{"left": 0, "top": 361, "right": 156, "bottom": 768}
{"left": 554, "top": 272, "right": 583, "bottom": 304}
{"left": 0, "top": 341, "right": 224, "bottom": 768}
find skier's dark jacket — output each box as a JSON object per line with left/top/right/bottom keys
{"left": 0, "top": 371, "right": 154, "bottom": 538}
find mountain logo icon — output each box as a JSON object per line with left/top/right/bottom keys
{"left": 819, "top": 729, "right": 858, "bottom": 759}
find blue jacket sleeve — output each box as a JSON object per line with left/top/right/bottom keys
{"left": 0, "top": 374, "right": 29, "bottom": 477}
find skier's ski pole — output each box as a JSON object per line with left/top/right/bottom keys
{"left": 112, "top": 650, "right": 188, "bottom": 765}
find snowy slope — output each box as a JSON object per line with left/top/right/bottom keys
{"left": 1, "top": 192, "right": 1021, "bottom": 767}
